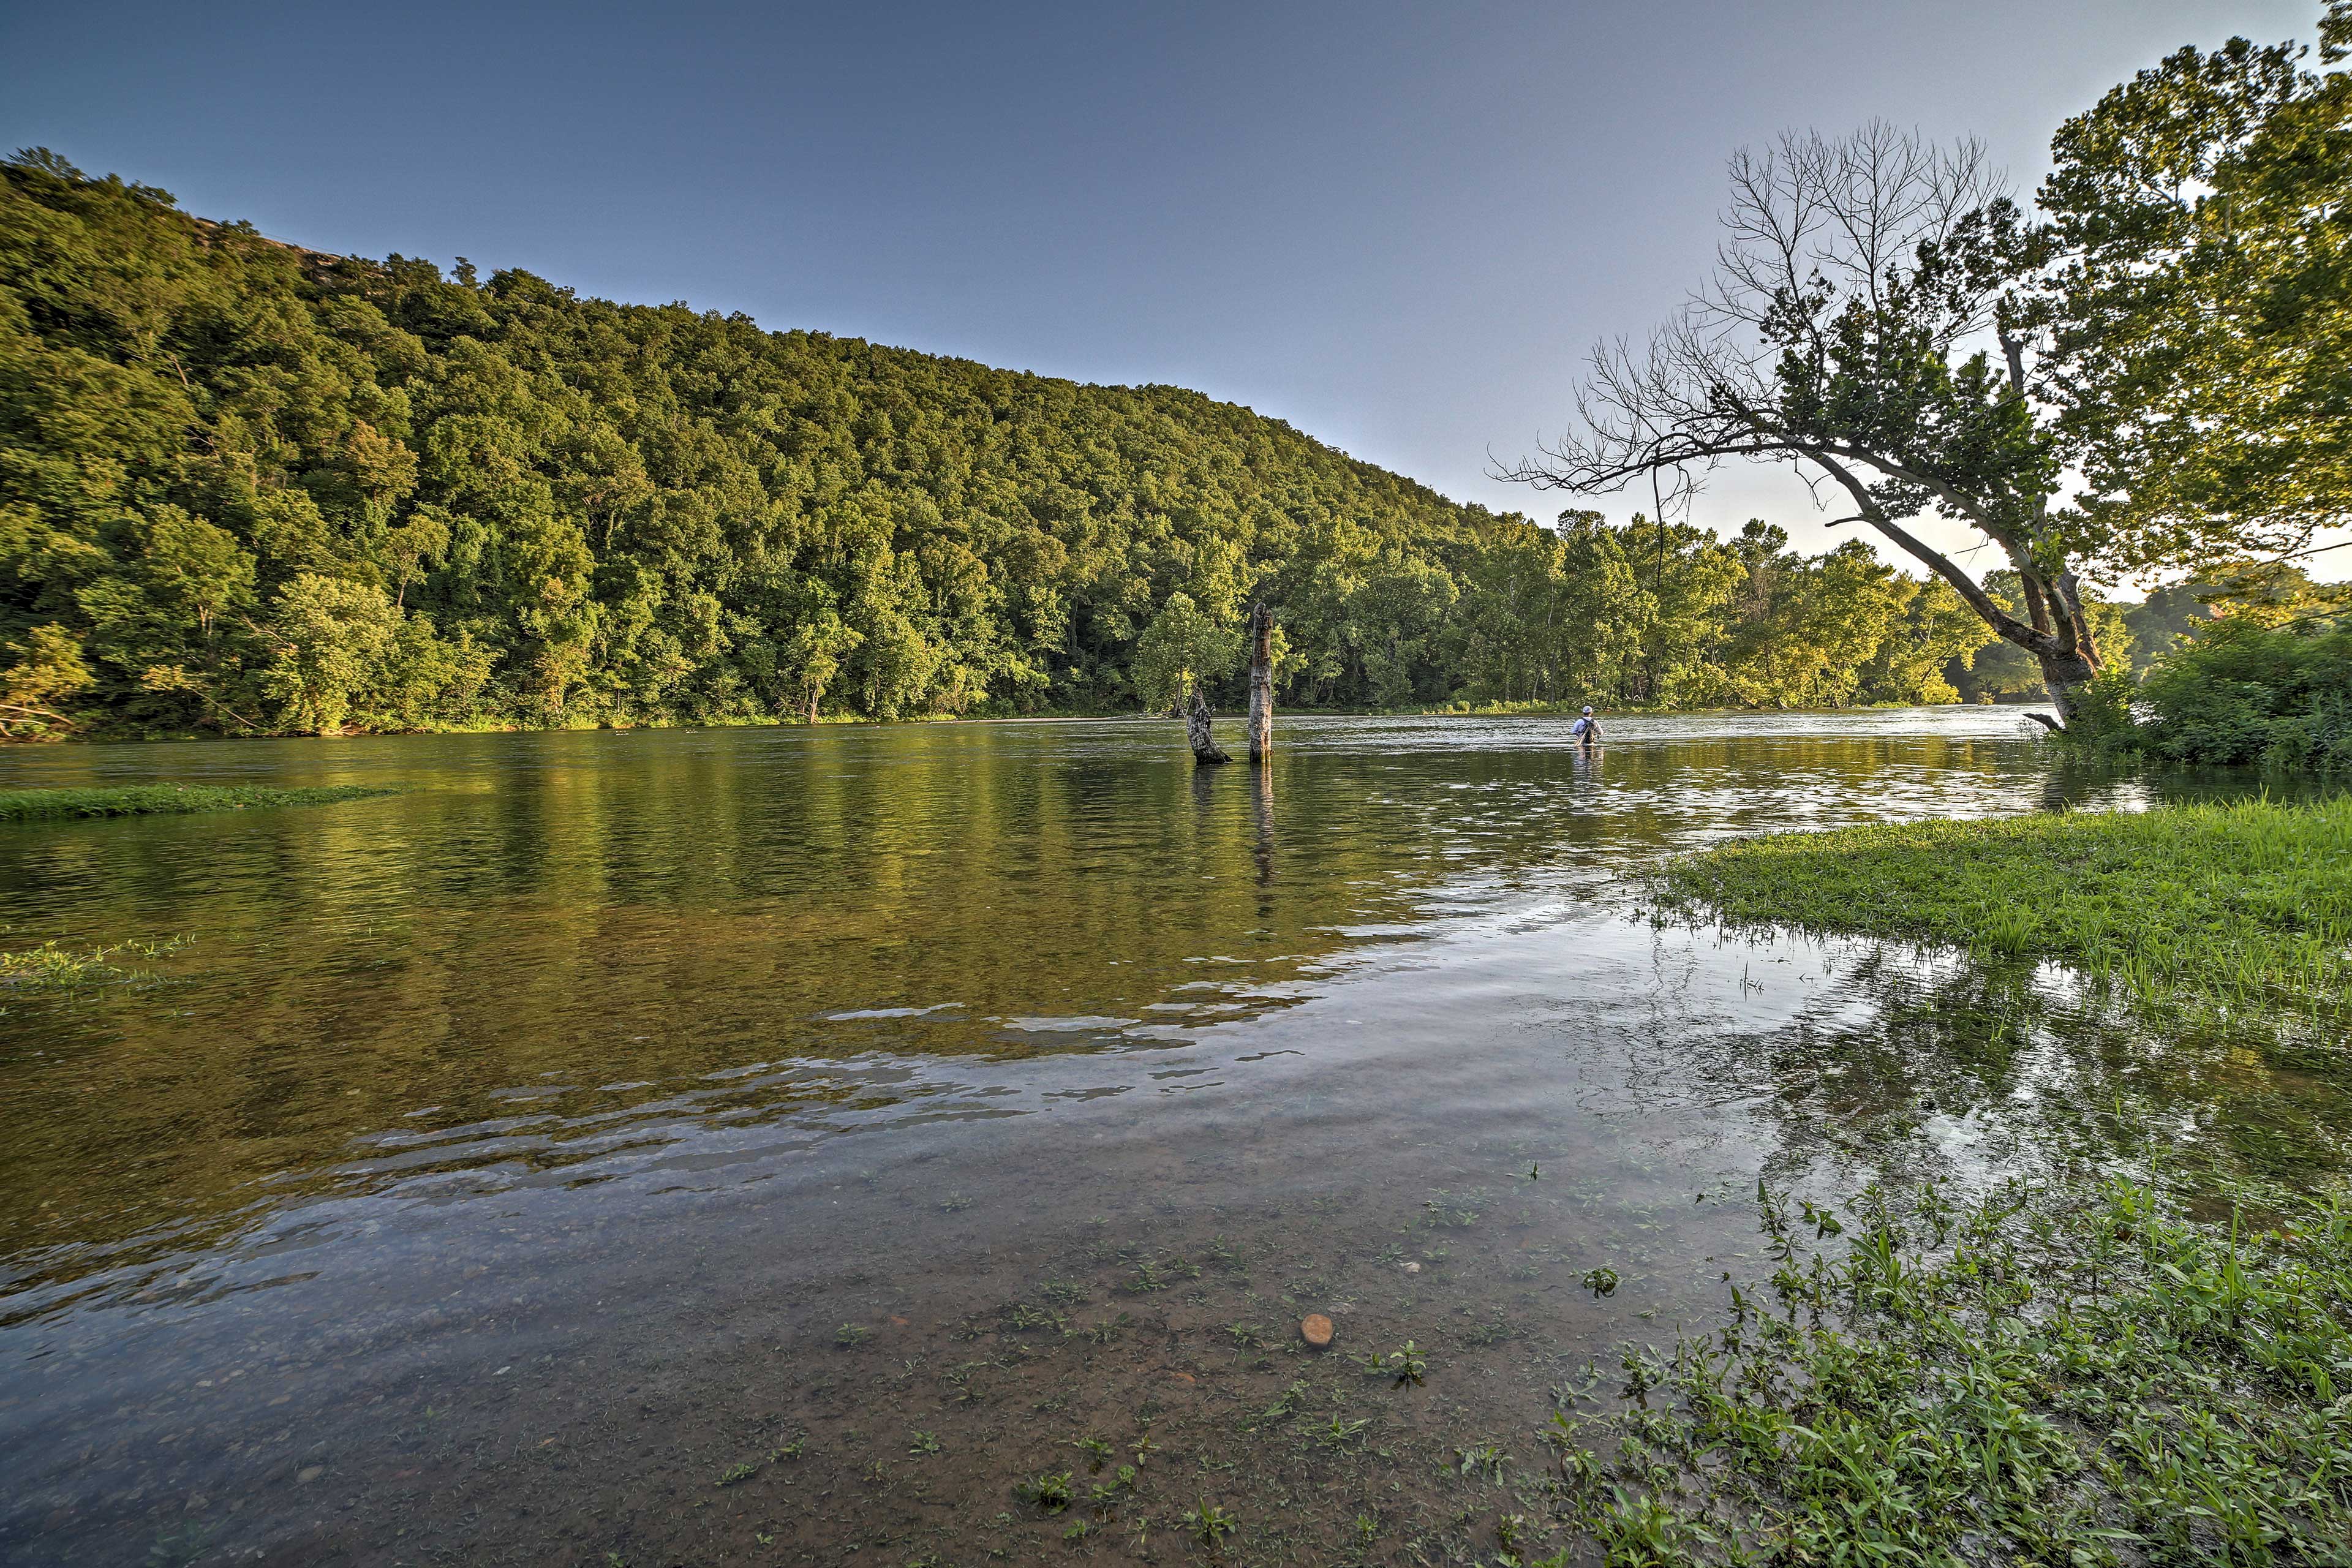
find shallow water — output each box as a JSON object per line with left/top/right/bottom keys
{"left": 0, "top": 711, "right": 2340, "bottom": 1566}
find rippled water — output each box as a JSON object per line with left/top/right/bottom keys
{"left": 0, "top": 711, "right": 2338, "bottom": 1565}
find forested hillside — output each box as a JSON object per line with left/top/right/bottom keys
{"left": 2, "top": 151, "right": 2016, "bottom": 737}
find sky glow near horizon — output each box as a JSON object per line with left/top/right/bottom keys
{"left": 2, "top": 0, "right": 2333, "bottom": 587}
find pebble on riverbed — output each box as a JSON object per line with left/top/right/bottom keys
{"left": 1300, "top": 1313, "right": 1333, "bottom": 1348}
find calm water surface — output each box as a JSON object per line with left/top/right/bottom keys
{"left": 0, "top": 712, "right": 2340, "bottom": 1566}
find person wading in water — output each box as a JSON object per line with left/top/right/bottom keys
{"left": 1570, "top": 706, "right": 1602, "bottom": 746}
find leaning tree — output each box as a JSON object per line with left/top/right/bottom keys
{"left": 1499, "top": 19, "right": 2347, "bottom": 726}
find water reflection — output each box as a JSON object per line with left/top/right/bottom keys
{"left": 0, "top": 711, "right": 2338, "bottom": 1564}
{"left": 0, "top": 715, "right": 2064, "bottom": 1297}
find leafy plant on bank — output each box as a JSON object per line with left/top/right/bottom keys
{"left": 2062, "top": 617, "right": 2352, "bottom": 771}
{"left": 1537, "top": 1176, "right": 2352, "bottom": 1566}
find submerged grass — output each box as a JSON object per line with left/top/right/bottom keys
{"left": 1542, "top": 1176, "right": 2352, "bottom": 1565}
{"left": 1646, "top": 795, "right": 2352, "bottom": 1018}
{"left": 0, "top": 933, "right": 190, "bottom": 990}
{"left": 0, "top": 783, "right": 391, "bottom": 823}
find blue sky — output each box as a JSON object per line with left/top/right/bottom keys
{"left": 1, "top": 0, "right": 2321, "bottom": 575}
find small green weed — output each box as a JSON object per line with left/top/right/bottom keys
{"left": 1017, "top": 1471, "right": 1073, "bottom": 1512}
{"left": 1183, "top": 1501, "right": 1237, "bottom": 1546}
{"left": 1453, "top": 1443, "right": 1506, "bottom": 1483}
{"left": 1318, "top": 1416, "right": 1370, "bottom": 1449}
{"left": 1361, "top": 1341, "right": 1426, "bottom": 1384}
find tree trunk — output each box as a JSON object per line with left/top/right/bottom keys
{"left": 1801, "top": 470, "right": 2109, "bottom": 734}
{"left": 1187, "top": 684, "right": 1229, "bottom": 764}
{"left": 1246, "top": 603, "right": 1273, "bottom": 764}
{"left": 2028, "top": 644, "right": 2100, "bottom": 731}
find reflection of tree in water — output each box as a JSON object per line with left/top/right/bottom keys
{"left": 2038, "top": 755, "right": 2340, "bottom": 816}
{"left": 1689, "top": 942, "right": 2352, "bottom": 1199}
{"left": 1252, "top": 763, "right": 1275, "bottom": 892}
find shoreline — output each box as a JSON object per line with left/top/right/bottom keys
{"left": 5, "top": 698, "right": 2060, "bottom": 747}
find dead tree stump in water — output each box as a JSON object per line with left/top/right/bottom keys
{"left": 1186, "top": 685, "right": 1230, "bottom": 764}
{"left": 1246, "top": 602, "right": 1274, "bottom": 764}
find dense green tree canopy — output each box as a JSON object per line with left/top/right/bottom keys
{"left": 0, "top": 152, "right": 2003, "bottom": 737}
{"left": 2041, "top": 2, "right": 2351, "bottom": 570}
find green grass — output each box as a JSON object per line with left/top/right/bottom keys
{"left": 1583, "top": 797, "right": 2352, "bottom": 1560}
{"left": 1, "top": 933, "right": 190, "bottom": 990}
{"left": 1646, "top": 796, "right": 2352, "bottom": 1017}
{"left": 1540, "top": 1176, "right": 2352, "bottom": 1564}
{"left": 0, "top": 783, "right": 392, "bottom": 823}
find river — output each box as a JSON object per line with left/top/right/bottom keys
{"left": 0, "top": 710, "right": 2337, "bottom": 1564}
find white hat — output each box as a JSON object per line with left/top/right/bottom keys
{"left": 1581, "top": 706, "right": 1593, "bottom": 715}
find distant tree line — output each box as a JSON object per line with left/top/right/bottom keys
{"left": 2, "top": 152, "right": 2057, "bottom": 741}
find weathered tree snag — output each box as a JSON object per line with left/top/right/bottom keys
{"left": 1246, "top": 602, "right": 1273, "bottom": 765}
{"left": 1187, "top": 685, "right": 1230, "bottom": 764}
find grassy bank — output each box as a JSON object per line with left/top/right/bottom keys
{"left": 0, "top": 783, "right": 393, "bottom": 823}
{"left": 1542, "top": 1176, "right": 2352, "bottom": 1564}
{"left": 1566, "top": 797, "right": 2352, "bottom": 1561}
{"left": 1646, "top": 796, "right": 2352, "bottom": 1017}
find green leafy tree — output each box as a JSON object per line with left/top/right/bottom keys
{"left": 2040, "top": 3, "right": 2351, "bottom": 571}
{"left": 1454, "top": 523, "right": 1567, "bottom": 705}
{"left": 1553, "top": 510, "right": 1647, "bottom": 703}
{"left": 2122, "top": 583, "right": 2225, "bottom": 676}
{"left": 1857, "top": 579, "right": 1996, "bottom": 704}
{"left": 0, "top": 622, "right": 93, "bottom": 737}
{"left": 259, "top": 574, "right": 402, "bottom": 733}
{"left": 1616, "top": 515, "right": 1740, "bottom": 707}
{"left": 1346, "top": 555, "right": 1457, "bottom": 708}
{"left": 383, "top": 507, "right": 451, "bottom": 609}
{"left": 782, "top": 600, "right": 862, "bottom": 723}
{"left": 1498, "top": 124, "right": 2106, "bottom": 717}
{"left": 1131, "top": 592, "right": 1238, "bottom": 714}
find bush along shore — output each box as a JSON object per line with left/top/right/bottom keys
{"left": 1520, "top": 799, "right": 2352, "bottom": 1564}
{"left": 2064, "top": 619, "right": 2352, "bottom": 774}
{"left": 0, "top": 782, "right": 392, "bottom": 822}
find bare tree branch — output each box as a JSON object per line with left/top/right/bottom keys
{"left": 1491, "top": 122, "right": 2104, "bottom": 716}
